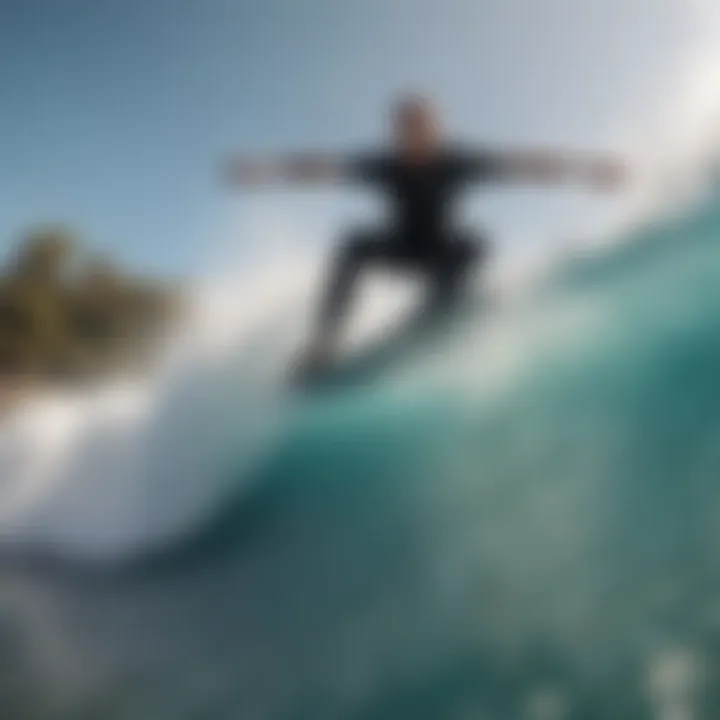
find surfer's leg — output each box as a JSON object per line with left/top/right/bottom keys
{"left": 427, "top": 232, "right": 485, "bottom": 307}
{"left": 315, "top": 229, "right": 391, "bottom": 346}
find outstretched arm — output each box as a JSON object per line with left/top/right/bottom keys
{"left": 494, "top": 149, "right": 627, "bottom": 190}
{"left": 224, "top": 152, "right": 352, "bottom": 188}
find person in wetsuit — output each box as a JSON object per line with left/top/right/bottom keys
{"left": 227, "top": 95, "right": 625, "bottom": 373}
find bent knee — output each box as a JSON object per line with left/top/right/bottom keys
{"left": 340, "top": 228, "right": 386, "bottom": 261}
{"left": 457, "top": 231, "right": 491, "bottom": 267}
{"left": 449, "top": 237, "right": 480, "bottom": 267}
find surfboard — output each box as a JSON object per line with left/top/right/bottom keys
{"left": 290, "top": 293, "right": 487, "bottom": 393}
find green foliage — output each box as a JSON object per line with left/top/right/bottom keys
{"left": 0, "top": 227, "right": 183, "bottom": 384}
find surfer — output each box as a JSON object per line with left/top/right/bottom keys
{"left": 227, "top": 95, "right": 625, "bottom": 374}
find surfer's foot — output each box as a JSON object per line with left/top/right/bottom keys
{"left": 292, "top": 337, "right": 338, "bottom": 382}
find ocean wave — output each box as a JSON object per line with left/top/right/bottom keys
{"left": 0, "top": 190, "right": 718, "bottom": 566}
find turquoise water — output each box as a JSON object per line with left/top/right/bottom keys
{"left": 2, "top": 198, "right": 720, "bottom": 719}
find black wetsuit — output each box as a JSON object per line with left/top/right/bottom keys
{"left": 318, "top": 147, "right": 504, "bottom": 335}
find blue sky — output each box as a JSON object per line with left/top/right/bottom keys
{"left": 1, "top": 0, "right": 719, "bottom": 275}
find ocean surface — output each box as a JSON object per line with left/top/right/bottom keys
{"left": 1, "top": 194, "right": 720, "bottom": 719}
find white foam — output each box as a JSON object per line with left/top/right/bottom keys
{"left": 0, "top": 253, "right": 317, "bottom": 561}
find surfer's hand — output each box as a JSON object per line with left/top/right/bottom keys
{"left": 225, "top": 158, "right": 276, "bottom": 186}
{"left": 224, "top": 153, "right": 346, "bottom": 187}
{"left": 500, "top": 151, "right": 627, "bottom": 191}
{"left": 587, "top": 159, "right": 627, "bottom": 191}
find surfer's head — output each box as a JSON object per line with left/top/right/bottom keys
{"left": 392, "top": 95, "right": 442, "bottom": 159}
